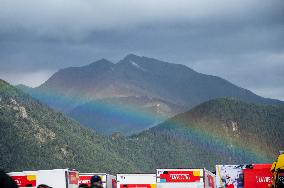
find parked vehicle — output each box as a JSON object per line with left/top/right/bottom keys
{"left": 243, "top": 164, "right": 272, "bottom": 188}
{"left": 8, "top": 171, "right": 37, "bottom": 188}
{"left": 116, "top": 173, "right": 156, "bottom": 188}
{"left": 79, "top": 173, "right": 116, "bottom": 188}
{"left": 216, "top": 165, "right": 246, "bottom": 188}
{"left": 156, "top": 169, "right": 215, "bottom": 188}
{"left": 270, "top": 151, "right": 284, "bottom": 188}
{"left": 9, "top": 169, "right": 79, "bottom": 188}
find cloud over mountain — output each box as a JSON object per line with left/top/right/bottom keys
{"left": 0, "top": 0, "right": 283, "bottom": 99}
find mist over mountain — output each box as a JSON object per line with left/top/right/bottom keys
{"left": 68, "top": 96, "right": 187, "bottom": 135}
{"left": 23, "top": 54, "right": 283, "bottom": 135}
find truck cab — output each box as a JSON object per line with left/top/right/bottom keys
{"left": 270, "top": 151, "right": 284, "bottom": 188}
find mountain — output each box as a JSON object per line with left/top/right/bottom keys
{"left": 0, "top": 79, "right": 138, "bottom": 173}
{"left": 38, "top": 54, "right": 283, "bottom": 108}
{"left": 68, "top": 96, "right": 187, "bottom": 135}
{"left": 25, "top": 54, "right": 283, "bottom": 135}
{"left": 118, "top": 98, "right": 284, "bottom": 171}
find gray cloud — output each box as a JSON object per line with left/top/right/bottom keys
{"left": 191, "top": 51, "right": 284, "bottom": 100}
{"left": 1, "top": 0, "right": 283, "bottom": 39}
{"left": 0, "top": 0, "right": 283, "bottom": 100}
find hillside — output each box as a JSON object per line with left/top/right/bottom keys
{"left": 1, "top": 80, "right": 283, "bottom": 173}
{"left": 24, "top": 54, "right": 282, "bottom": 135}
{"left": 0, "top": 79, "right": 138, "bottom": 173}
{"left": 116, "top": 98, "right": 284, "bottom": 171}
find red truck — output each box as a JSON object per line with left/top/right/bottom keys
{"left": 243, "top": 164, "right": 272, "bottom": 188}
{"left": 216, "top": 164, "right": 272, "bottom": 188}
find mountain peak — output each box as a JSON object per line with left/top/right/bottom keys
{"left": 87, "top": 58, "right": 114, "bottom": 67}
{"left": 122, "top": 54, "right": 159, "bottom": 63}
{"left": 81, "top": 58, "right": 115, "bottom": 73}
{"left": 119, "top": 54, "right": 168, "bottom": 67}
{"left": 123, "top": 54, "right": 141, "bottom": 61}
{"left": 117, "top": 54, "right": 148, "bottom": 71}
{"left": 122, "top": 54, "right": 179, "bottom": 67}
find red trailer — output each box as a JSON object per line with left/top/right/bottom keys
{"left": 243, "top": 164, "right": 273, "bottom": 188}
{"left": 8, "top": 172, "right": 37, "bottom": 188}
{"left": 9, "top": 169, "right": 79, "bottom": 188}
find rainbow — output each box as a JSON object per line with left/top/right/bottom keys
{"left": 162, "top": 117, "right": 272, "bottom": 163}
{"left": 32, "top": 88, "right": 272, "bottom": 164}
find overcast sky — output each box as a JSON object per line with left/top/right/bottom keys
{"left": 0, "top": 0, "right": 283, "bottom": 100}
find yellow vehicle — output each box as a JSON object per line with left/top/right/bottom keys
{"left": 270, "top": 151, "right": 284, "bottom": 188}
